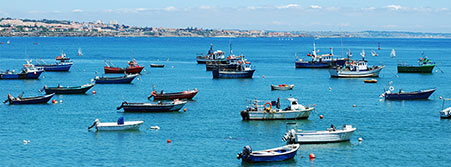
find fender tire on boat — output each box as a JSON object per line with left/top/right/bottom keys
{"left": 264, "top": 102, "right": 272, "bottom": 111}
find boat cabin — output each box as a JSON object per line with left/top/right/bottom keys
{"left": 286, "top": 98, "right": 307, "bottom": 111}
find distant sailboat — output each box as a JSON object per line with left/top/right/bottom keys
{"left": 390, "top": 49, "right": 396, "bottom": 58}
{"left": 6, "top": 40, "right": 10, "bottom": 45}
{"left": 360, "top": 49, "right": 366, "bottom": 60}
{"left": 378, "top": 42, "right": 381, "bottom": 50}
{"left": 371, "top": 50, "right": 377, "bottom": 56}
{"left": 77, "top": 48, "right": 83, "bottom": 56}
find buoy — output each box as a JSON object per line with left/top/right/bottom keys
{"left": 23, "top": 140, "right": 31, "bottom": 144}
{"left": 309, "top": 153, "right": 315, "bottom": 159}
{"left": 52, "top": 99, "right": 57, "bottom": 104}
{"left": 150, "top": 126, "right": 160, "bottom": 130}
{"left": 184, "top": 108, "right": 187, "bottom": 112}
{"left": 92, "top": 90, "right": 96, "bottom": 94}
{"left": 319, "top": 115, "right": 324, "bottom": 119}
{"left": 313, "top": 104, "right": 316, "bottom": 107}
{"left": 352, "top": 104, "right": 356, "bottom": 107}
{"left": 358, "top": 137, "right": 363, "bottom": 141}
{"left": 59, "top": 100, "right": 63, "bottom": 103}
{"left": 137, "top": 78, "right": 140, "bottom": 80}
{"left": 262, "top": 75, "right": 265, "bottom": 78}
{"left": 167, "top": 139, "right": 171, "bottom": 143}
{"left": 328, "top": 87, "right": 332, "bottom": 91}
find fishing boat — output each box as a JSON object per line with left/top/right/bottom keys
{"left": 329, "top": 49, "right": 384, "bottom": 78}
{"left": 150, "top": 64, "right": 165, "bottom": 68}
{"left": 364, "top": 79, "right": 378, "bottom": 83}
{"left": 34, "top": 59, "right": 73, "bottom": 71}
{"left": 116, "top": 100, "right": 187, "bottom": 112}
{"left": 104, "top": 59, "right": 144, "bottom": 74}
{"left": 88, "top": 117, "right": 144, "bottom": 131}
{"left": 212, "top": 59, "right": 255, "bottom": 79}
{"left": 77, "top": 48, "right": 83, "bottom": 56}
{"left": 295, "top": 43, "right": 347, "bottom": 68}
{"left": 381, "top": 87, "right": 436, "bottom": 100}
{"left": 148, "top": 89, "right": 198, "bottom": 100}
{"left": 94, "top": 74, "right": 139, "bottom": 84}
{"left": 56, "top": 51, "right": 70, "bottom": 61}
{"left": 196, "top": 44, "right": 227, "bottom": 64}
{"left": 440, "top": 98, "right": 451, "bottom": 119}
{"left": 0, "top": 60, "right": 44, "bottom": 79}
{"left": 4, "top": 93, "right": 54, "bottom": 105}
{"left": 236, "top": 144, "right": 300, "bottom": 162}
{"left": 271, "top": 84, "right": 294, "bottom": 90}
{"left": 43, "top": 83, "right": 95, "bottom": 94}
{"left": 282, "top": 125, "right": 356, "bottom": 144}
{"left": 397, "top": 56, "right": 435, "bottom": 73}
{"left": 240, "top": 98, "right": 313, "bottom": 120}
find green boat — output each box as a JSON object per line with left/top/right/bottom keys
{"left": 397, "top": 57, "right": 435, "bottom": 73}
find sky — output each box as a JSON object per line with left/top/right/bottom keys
{"left": 1, "top": 0, "right": 451, "bottom": 33}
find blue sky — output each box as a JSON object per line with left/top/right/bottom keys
{"left": 1, "top": 0, "right": 450, "bottom": 32}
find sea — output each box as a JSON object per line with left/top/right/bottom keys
{"left": 0, "top": 37, "right": 450, "bottom": 166}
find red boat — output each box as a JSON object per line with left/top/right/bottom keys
{"left": 104, "top": 59, "right": 144, "bottom": 74}
{"left": 56, "top": 52, "right": 70, "bottom": 61}
{"left": 148, "top": 89, "right": 198, "bottom": 100}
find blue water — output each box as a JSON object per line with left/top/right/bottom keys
{"left": 0, "top": 37, "right": 450, "bottom": 166}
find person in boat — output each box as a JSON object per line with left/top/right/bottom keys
{"left": 399, "top": 89, "right": 403, "bottom": 93}
{"left": 254, "top": 100, "right": 258, "bottom": 111}
{"left": 276, "top": 98, "right": 281, "bottom": 109}
{"left": 160, "top": 90, "right": 164, "bottom": 95}
{"left": 330, "top": 124, "right": 336, "bottom": 131}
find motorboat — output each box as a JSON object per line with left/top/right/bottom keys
{"left": 240, "top": 98, "right": 313, "bottom": 120}
{"left": 237, "top": 144, "right": 300, "bottom": 162}
{"left": 283, "top": 125, "right": 356, "bottom": 144}
{"left": 88, "top": 117, "right": 144, "bottom": 131}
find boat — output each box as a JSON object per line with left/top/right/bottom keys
{"left": 148, "top": 89, "right": 198, "bottom": 100}
{"left": 282, "top": 125, "right": 356, "bottom": 144}
{"left": 440, "top": 98, "right": 451, "bottom": 119}
{"left": 212, "top": 59, "right": 255, "bottom": 79}
{"left": 240, "top": 98, "right": 313, "bottom": 120}
{"left": 43, "top": 83, "right": 95, "bottom": 94}
{"left": 34, "top": 59, "right": 73, "bottom": 71}
{"left": 205, "top": 45, "right": 246, "bottom": 71}
{"left": 295, "top": 43, "right": 347, "bottom": 68}
{"left": 94, "top": 74, "right": 139, "bottom": 84}
{"left": 196, "top": 44, "right": 227, "bottom": 64}
{"left": 390, "top": 49, "right": 396, "bottom": 58}
{"left": 116, "top": 100, "right": 187, "bottom": 112}
{"left": 329, "top": 50, "right": 384, "bottom": 78}
{"left": 381, "top": 87, "right": 436, "bottom": 100}
{"left": 370, "top": 50, "right": 377, "bottom": 56}
{"left": 0, "top": 60, "right": 44, "bottom": 79}
{"left": 88, "top": 117, "right": 144, "bottom": 131}
{"left": 271, "top": 84, "right": 294, "bottom": 90}
{"left": 4, "top": 93, "right": 54, "bottom": 105}
{"left": 104, "top": 59, "right": 144, "bottom": 74}
{"left": 364, "top": 79, "right": 378, "bottom": 83}
{"left": 77, "top": 48, "right": 83, "bottom": 56}
{"left": 236, "top": 144, "right": 300, "bottom": 162}
{"left": 150, "top": 64, "right": 165, "bottom": 68}
{"left": 397, "top": 55, "right": 435, "bottom": 73}
{"left": 56, "top": 51, "right": 70, "bottom": 61}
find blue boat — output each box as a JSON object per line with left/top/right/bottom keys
{"left": 44, "top": 83, "right": 95, "bottom": 94}
{"left": 116, "top": 100, "right": 187, "bottom": 112}
{"left": 5, "top": 93, "right": 54, "bottom": 105}
{"left": 212, "top": 62, "right": 255, "bottom": 79}
{"left": 0, "top": 61, "right": 44, "bottom": 79}
{"left": 94, "top": 74, "right": 139, "bottom": 84}
{"left": 237, "top": 144, "right": 300, "bottom": 162}
{"left": 295, "top": 43, "right": 347, "bottom": 68}
{"left": 35, "top": 62, "right": 72, "bottom": 71}
{"left": 382, "top": 87, "right": 436, "bottom": 100}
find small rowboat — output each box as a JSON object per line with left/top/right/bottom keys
{"left": 283, "top": 125, "right": 356, "bottom": 144}
{"left": 44, "top": 83, "right": 95, "bottom": 94}
{"left": 4, "top": 93, "right": 54, "bottom": 105}
{"left": 237, "top": 144, "right": 300, "bottom": 162}
{"left": 271, "top": 84, "right": 294, "bottom": 90}
{"left": 150, "top": 64, "right": 165, "bottom": 68}
{"left": 94, "top": 74, "right": 138, "bottom": 84}
{"left": 382, "top": 88, "right": 436, "bottom": 100}
{"left": 117, "top": 100, "right": 187, "bottom": 112}
{"left": 88, "top": 117, "right": 144, "bottom": 131}
{"left": 148, "top": 89, "right": 198, "bottom": 100}
{"left": 364, "top": 79, "right": 377, "bottom": 83}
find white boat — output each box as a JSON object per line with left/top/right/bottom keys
{"left": 390, "top": 49, "right": 396, "bottom": 58}
{"left": 77, "top": 48, "right": 83, "bottom": 56}
{"left": 240, "top": 98, "right": 313, "bottom": 120}
{"left": 271, "top": 84, "right": 294, "bottom": 90}
{"left": 440, "top": 98, "right": 451, "bottom": 119}
{"left": 283, "top": 125, "right": 356, "bottom": 144}
{"left": 329, "top": 60, "right": 384, "bottom": 78}
{"left": 88, "top": 118, "right": 144, "bottom": 131}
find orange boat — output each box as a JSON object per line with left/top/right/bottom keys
{"left": 104, "top": 59, "right": 144, "bottom": 74}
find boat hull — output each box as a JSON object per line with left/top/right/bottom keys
{"left": 0, "top": 70, "right": 43, "bottom": 79}
{"left": 150, "top": 64, "right": 165, "bottom": 68}
{"left": 104, "top": 66, "right": 144, "bottom": 74}
{"left": 239, "top": 144, "right": 300, "bottom": 163}
{"left": 35, "top": 64, "right": 72, "bottom": 71}
{"left": 212, "top": 69, "right": 255, "bottom": 79}
{"left": 397, "top": 65, "right": 435, "bottom": 73}
{"left": 384, "top": 89, "right": 435, "bottom": 100}
{"left": 329, "top": 66, "right": 383, "bottom": 78}
{"left": 96, "top": 121, "right": 144, "bottom": 131}
{"left": 118, "top": 101, "right": 187, "bottom": 112}
{"left": 295, "top": 59, "right": 346, "bottom": 68}
{"left": 95, "top": 75, "right": 138, "bottom": 84}
{"left": 44, "top": 84, "right": 95, "bottom": 94}
{"left": 8, "top": 93, "right": 54, "bottom": 105}
{"left": 196, "top": 57, "right": 227, "bottom": 64}
{"left": 440, "top": 107, "right": 451, "bottom": 119}
{"left": 271, "top": 85, "right": 294, "bottom": 90}
{"left": 294, "top": 129, "right": 356, "bottom": 144}
{"left": 152, "top": 90, "right": 198, "bottom": 100}
{"left": 241, "top": 109, "right": 313, "bottom": 120}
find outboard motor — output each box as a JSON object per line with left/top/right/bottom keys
{"left": 240, "top": 111, "right": 250, "bottom": 120}
{"left": 117, "top": 117, "right": 124, "bottom": 125}
{"left": 237, "top": 145, "right": 252, "bottom": 159}
{"left": 282, "top": 129, "right": 296, "bottom": 143}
